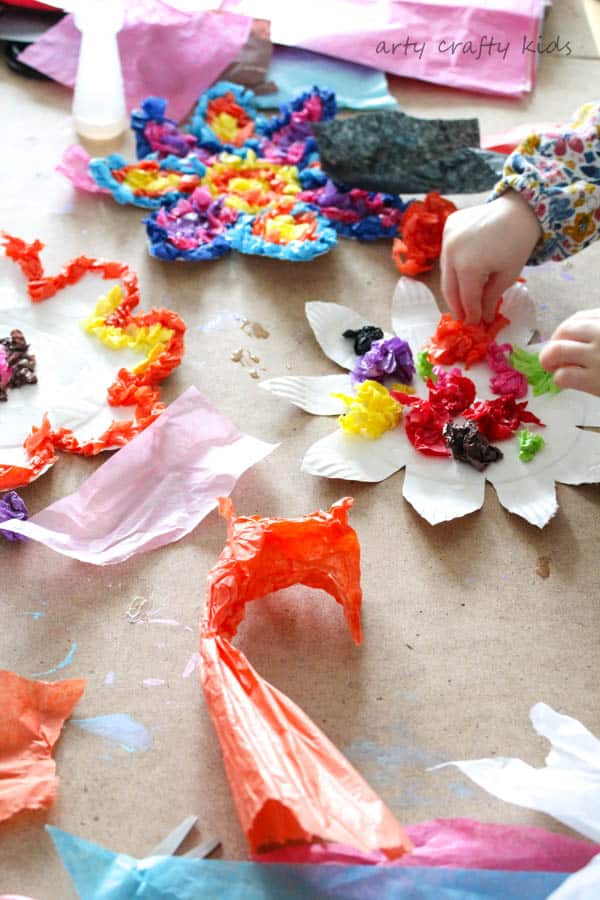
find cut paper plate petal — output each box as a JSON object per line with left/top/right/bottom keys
{"left": 402, "top": 461, "right": 485, "bottom": 526}
{"left": 433, "top": 702, "right": 600, "bottom": 843}
{"left": 391, "top": 277, "right": 441, "bottom": 350}
{"left": 259, "top": 374, "right": 352, "bottom": 415}
{"left": 496, "top": 281, "right": 536, "bottom": 346}
{"left": 302, "top": 427, "right": 411, "bottom": 482}
{"left": 0, "top": 387, "right": 276, "bottom": 564}
{"left": 306, "top": 301, "right": 391, "bottom": 370}
{"left": 492, "top": 476, "right": 558, "bottom": 529}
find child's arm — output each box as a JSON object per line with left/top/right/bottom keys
{"left": 441, "top": 102, "right": 600, "bottom": 323}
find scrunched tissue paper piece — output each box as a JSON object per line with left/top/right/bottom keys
{"left": 200, "top": 496, "right": 412, "bottom": 859}
{"left": 0, "top": 387, "right": 276, "bottom": 564}
{"left": 0, "top": 670, "right": 85, "bottom": 823}
{"left": 433, "top": 702, "right": 600, "bottom": 843}
{"left": 0, "top": 491, "right": 28, "bottom": 542}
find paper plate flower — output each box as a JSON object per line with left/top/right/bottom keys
{"left": 260, "top": 279, "right": 600, "bottom": 527}
{"left": 87, "top": 154, "right": 206, "bottom": 209}
{"left": 144, "top": 188, "right": 239, "bottom": 261}
{"left": 229, "top": 201, "right": 338, "bottom": 260}
{"left": 0, "top": 235, "right": 185, "bottom": 489}
{"left": 131, "top": 96, "right": 200, "bottom": 159}
{"left": 255, "top": 87, "right": 337, "bottom": 167}
{"left": 201, "top": 148, "right": 301, "bottom": 213}
{"left": 392, "top": 192, "right": 457, "bottom": 275}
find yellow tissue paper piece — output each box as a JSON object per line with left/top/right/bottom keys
{"left": 121, "top": 169, "right": 182, "bottom": 194}
{"left": 82, "top": 285, "right": 174, "bottom": 374}
{"left": 333, "top": 381, "right": 403, "bottom": 440}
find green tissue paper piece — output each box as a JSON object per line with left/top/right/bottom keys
{"left": 519, "top": 429, "right": 545, "bottom": 462}
{"left": 416, "top": 350, "right": 436, "bottom": 383}
{"left": 510, "top": 347, "right": 560, "bottom": 396}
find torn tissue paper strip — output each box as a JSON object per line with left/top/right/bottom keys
{"left": 18, "top": 1, "right": 253, "bottom": 120}
{"left": 200, "top": 496, "right": 412, "bottom": 859}
{"left": 219, "top": 0, "right": 544, "bottom": 98}
{"left": 0, "top": 670, "right": 85, "bottom": 823}
{"left": 47, "top": 826, "right": 571, "bottom": 899}
{"left": 433, "top": 703, "right": 600, "bottom": 843}
{"left": 0, "top": 387, "right": 276, "bottom": 564}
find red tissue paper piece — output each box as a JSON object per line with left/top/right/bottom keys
{"left": 426, "top": 305, "right": 509, "bottom": 369}
{"left": 0, "top": 234, "right": 186, "bottom": 488}
{"left": 200, "top": 497, "right": 412, "bottom": 860}
{"left": 0, "top": 670, "right": 85, "bottom": 823}
{"left": 391, "top": 369, "right": 476, "bottom": 457}
{"left": 464, "top": 396, "right": 545, "bottom": 442}
{"left": 392, "top": 192, "right": 457, "bottom": 276}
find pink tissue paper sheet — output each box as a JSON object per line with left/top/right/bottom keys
{"left": 0, "top": 386, "right": 276, "bottom": 565}
{"left": 255, "top": 818, "right": 600, "bottom": 872}
{"left": 19, "top": 0, "right": 252, "bottom": 120}
{"left": 219, "top": 0, "right": 544, "bottom": 98}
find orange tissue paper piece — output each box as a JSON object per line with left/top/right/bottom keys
{"left": 0, "top": 670, "right": 85, "bottom": 822}
{"left": 200, "top": 497, "right": 412, "bottom": 860}
{"left": 392, "top": 192, "right": 457, "bottom": 276}
{"left": 426, "top": 304, "right": 510, "bottom": 369}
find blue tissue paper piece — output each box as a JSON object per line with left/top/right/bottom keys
{"left": 255, "top": 47, "right": 398, "bottom": 112}
{"left": 47, "top": 826, "right": 569, "bottom": 900}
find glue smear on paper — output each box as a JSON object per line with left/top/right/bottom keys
{"left": 71, "top": 714, "right": 152, "bottom": 753}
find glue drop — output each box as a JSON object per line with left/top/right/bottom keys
{"left": 72, "top": 0, "right": 126, "bottom": 140}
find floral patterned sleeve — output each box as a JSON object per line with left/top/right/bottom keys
{"left": 490, "top": 102, "right": 600, "bottom": 264}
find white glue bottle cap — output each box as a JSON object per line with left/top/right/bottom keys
{"left": 72, "top": 0, "right": 127, "bottom": 141}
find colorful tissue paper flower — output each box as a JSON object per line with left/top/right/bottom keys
{"left": 189, "top": 82, "right": 259, "bottom": 152}
{"left": 464, "top": 396, "right": 545, "bottom": 442}
{"left": 202, "top": 148, "right": 301, "bottom": 213}
{"left": 230, "top": 201, "right": 337, "bottom": 260}
{"left": 510, "top": 346, "right": 561, "bottom": 396}
{"left": 144, "top": 189, "right": 239, "bottom": 261}
{"left": 256, "top": 87, "right": 337, "bottom": 167}
{"left": 0, "top": 234, "right": 185, "bottom": 488}
{"left": 88, "top": 154, "right": 206, "bottom": 209}
{"left": 200, "top": 497, "right": 412, "bottom": 858}
{"left": 487, "top": 341, "right": 529, "bottom": 398}
{"left": 131, "top": 96, "right": 199, "bottom": 160}
{"left": 392, "top": 192, "right": 457, "bottom": 276}
{"left": 519, "top": 429, "right": 545, "bottom": 461}
{"left": 0, "top": 670, "right": 85, "bottom": 822}
{"left": 0, "top": 491, "right": 28, "bottom": 542}
{"left": 298, "top": 179, "right": 409, "bottom": 240}
{"left": 351, "top": 336, "right": 415, "bottom": 385}
{"left": 427, "top": 305, "right": 510, "bottom": 368}
{"left": 443, "top": 421, "right": 503, "bottom": 472}
{"left": 333, "top": 381, "right": 402, "bottom": 439}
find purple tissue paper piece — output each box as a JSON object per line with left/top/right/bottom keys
{"left": 351, "top": 336, "right": 415, "bottom": 385}
{"left": 0, "top": 491, "right": 29, "bottom": 542}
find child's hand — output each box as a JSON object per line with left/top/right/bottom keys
{"left": 441, "top": 190, "right": 543, "bottom": 324}
{"left": 539, "top": 310, "right": 600, "bottom": 396}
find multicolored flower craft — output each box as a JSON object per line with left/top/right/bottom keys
{"left": 0, "top": 234, "right": 185, "bottom": 489}
{"left": 260, "top": 279, "right": 600, "bottom": 528}
{"left": 58, "top": 82, "right": 432, "bottom": 264}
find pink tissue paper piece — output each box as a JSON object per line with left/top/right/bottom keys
{"left": 0, "top": 387, "right": 276, "bottom": 565}
{"left": 255, "top": 818, "right": 600, "bottom": 872}
{"left": 19, "top": 0, "right": 252, "bottom": 120}
{"left": 219, "top": 0, "right": 544, "bottom": 98}
{"left": 56, "top": 146, "right": 110, "bottom": 195}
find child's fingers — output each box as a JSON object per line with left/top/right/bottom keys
{"left": 550, "top": 318, "right": 596, "bottom": 343}
{"left": 553, "top": 365, "right": 600, "bottom": 396}
{"left": 458, "top": 269, "right": 487, "bottom": 324}
{"left": 539, "top": 339, "right": 594, "bottom": 372}
{"left": 441, "top": 261, "right": 462, "bottom": 320}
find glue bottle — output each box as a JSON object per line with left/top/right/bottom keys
{"left": 72, "top": 0, "right": 127, "bottom": 140}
